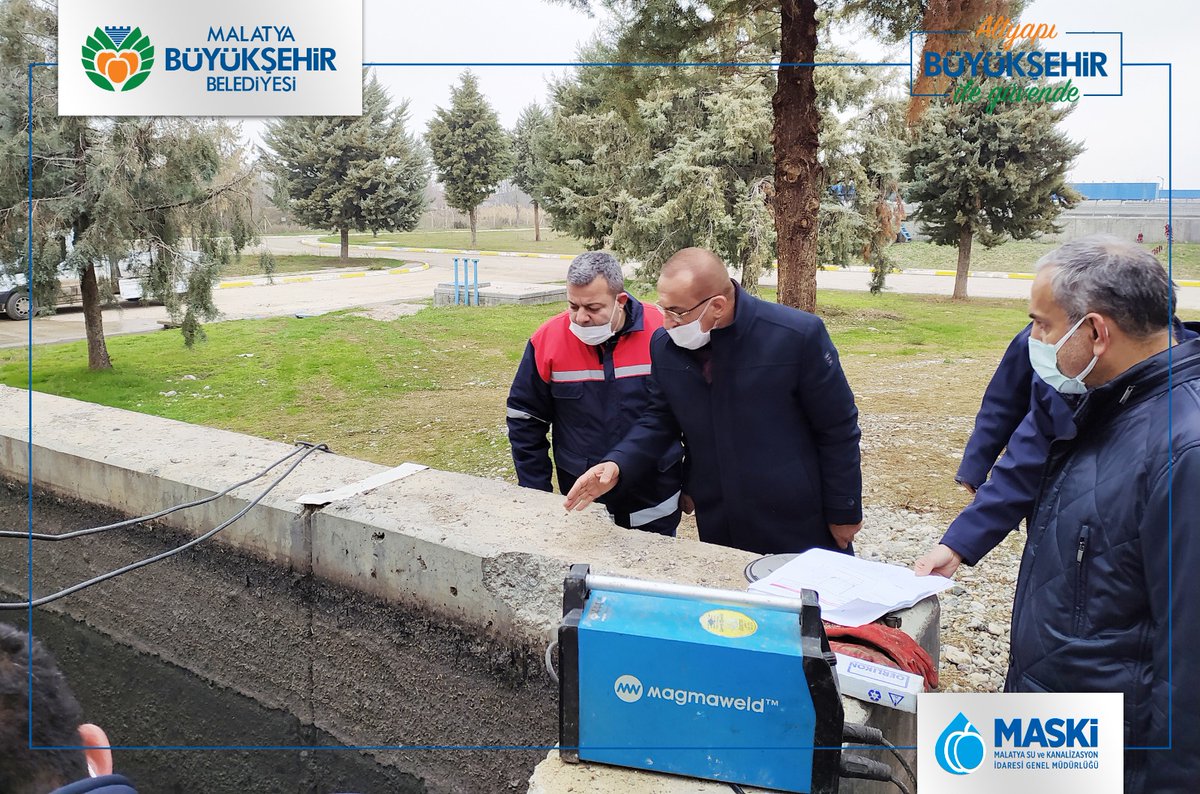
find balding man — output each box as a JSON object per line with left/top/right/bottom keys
{"left": 564, "top": 247, "right": 863, "bottom": 555}
{"left": 997, "top": 236, "right": 1200, "bottom": 792}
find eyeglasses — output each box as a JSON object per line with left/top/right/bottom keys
{"left": 657, "top": 294, "right": 719, "bottom": 324}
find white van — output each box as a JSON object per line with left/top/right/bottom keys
{"left": 0, "top": 251, "right": 195, "bottom": 321}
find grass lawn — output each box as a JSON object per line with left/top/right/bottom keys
{"left": 889, "top": 239, "right": 1200, "bottom": 279}
{"left": 1, "top": 291, "right": 1030, "bottom": 478}
{"left": 309, "top": 229, "right": 1200, "bottom": 280}
{"left": 3, "top": 290, "right": 1195, "bottom": 512}
{"left": 220, "top": 254, "right": 417, "bottom": 279}
{"left": 315, "top": 228, "right": 587, "bottom": 256}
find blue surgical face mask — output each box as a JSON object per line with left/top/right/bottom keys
{"left": 1027, "top": 314, "right": 1099, "bottom": 394}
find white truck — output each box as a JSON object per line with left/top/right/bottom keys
{"left": 1, "top": 251, "right": 196, "bottom": 321}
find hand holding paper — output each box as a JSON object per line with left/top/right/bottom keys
{"left": 747, "top": 548, "right": 954, "bottom": 627}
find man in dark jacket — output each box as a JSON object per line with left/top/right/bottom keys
{"left": 1000, "top": 236, "right": 1200, "bottom": 792}
{"left": 563, "top": 247, "right": 862, "bottom": 554}
{"left": 507, "top": 251, "right": 684, "bottom": 535}
{"left": 915, "top": 317, "right": 1199, "bottom": 577}
{"left": 0, "top": 622, "right": 138, "bottom": 794}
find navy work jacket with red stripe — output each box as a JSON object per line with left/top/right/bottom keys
{"left": 507, "top": 294, "right": 683, "bottom": 511}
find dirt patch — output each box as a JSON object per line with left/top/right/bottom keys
{"left": 1, "top": 482, "right": 554, "bottom": 794}
{"left": 351, "top": 303, "right": 427, "bottom": 322}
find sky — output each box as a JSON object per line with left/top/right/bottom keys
{"left": 251, "top": 0, "right": 1197, "bottom": 188}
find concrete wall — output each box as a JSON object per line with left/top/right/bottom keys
{"left": 908, "top": 214, "right": 1200, "bottom": 244}
{"left": 0, "top": 385, "right": 769, "bottom": 651}
{"left": 0, "top": 385, "right": 933, "bottom": 792}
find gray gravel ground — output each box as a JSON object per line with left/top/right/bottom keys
{"left": 854, "top": 505, "right": 1026, "bottom": 692}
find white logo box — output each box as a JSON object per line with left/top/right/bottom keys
{"left": 917, "top": 692, "right": 1123, "bottom": 794}
{"left": 58, "top": 0, "right": 362, "bottom": 116}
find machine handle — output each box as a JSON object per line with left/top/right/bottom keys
{"left": 584, "top": 573, "right": 814, "bottom": 614}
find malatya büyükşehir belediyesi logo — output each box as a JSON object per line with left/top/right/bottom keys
{"left": 82, "top": 25, "right": 154, "bottom": 92}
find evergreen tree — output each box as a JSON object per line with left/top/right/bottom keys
{"left": 553, "top": 0, "right": 1009, "bottom": 311}
{"left": 536, "top": 39, "right": 630, "bottom": 250}
{"left": 815, "top": 52, "right": 908, "bottom": 293}
{"left": 904, "top": 78, "right": 1082, "bottom": 299}
{"left": 262, "top": 73, "right": 428, "bottom": 261}
{"left": 538, "top": 34, "right": 904, "bottom": 293}
{"left": 549, "top": 0, "right": 955, "bottom": 311}
{"left": 0, "top": 0, "right": 256, "bottom": 370}
{"left": 425, "top": 72, "right": 514, "bottom": 247}
{"left": 511, "top": 103, "right": 550, "bottom": 241}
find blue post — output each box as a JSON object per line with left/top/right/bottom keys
{"left": 453, "top": 257, "right": 460, "bottom": 305}
{"left": 473, "top": 258, "right": 480, "bottom": 306}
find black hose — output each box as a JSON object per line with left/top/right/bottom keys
{"left": 882, "top": 736, "right": 916, "bottom": 786}
{"left": 0, "top": 443, "right": 324, "bottom": 541}
{"left": 0, "top": 442, "right": 326, "bottom": 610}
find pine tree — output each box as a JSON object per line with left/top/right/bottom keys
{"left": 904, "top": 79, "right": 1082, "bottom": 299}
{"left": 425, "top": 72, "right": 515, "bottom": 247}
{"left": 0, "top": 0, "right": 256, "bottom": 370}
{"left": 262, "top": 73, "right": 428, "bottom": 261}
{"left": 549, "top": 0, "right": 955, "bottom": 311}
{"left": 511, "top": 103, "right": 550, "bottom": 242}
{"left": 538, "top": 32, "right": 905, "bottom": 294}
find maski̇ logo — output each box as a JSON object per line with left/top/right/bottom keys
{"left": 936, "top": 712, "right": 986, "bottom": 775}
{"left": 614, "top": 674, "right": 643, "bottom": 703}
{"left": 82, "top": 26, "right": 154, "bottom": 92}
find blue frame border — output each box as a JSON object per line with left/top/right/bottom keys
{"left": 21, "top": 46, "right": 1171, "bottom": 762}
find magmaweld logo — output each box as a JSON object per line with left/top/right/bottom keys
{"left": 935, "top": 712, "right": 987, "bottom": 775}
{"left": 82, "top": 25, "right": 154, "bottom": 92}
{"left": 613, "top": 674, "right": 643, "bottom": 703}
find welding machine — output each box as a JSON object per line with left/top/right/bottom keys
{"left": 558, "top": 564, "right": 844, "bottom": 793}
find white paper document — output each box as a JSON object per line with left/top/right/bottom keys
{"left": 296, "top": 463, "right": 428, "bottom": 506}
{"left": 747, "top": 548, "right": 954, "bottom": 627}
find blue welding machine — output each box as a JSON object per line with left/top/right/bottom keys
{"left": 558, "top": 564, "right": 844, "bottom": 793}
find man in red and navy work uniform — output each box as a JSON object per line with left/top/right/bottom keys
{"left": 507, "top": 252, "right": 684, "bottom": 535}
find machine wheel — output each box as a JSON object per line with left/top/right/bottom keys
{"left": 3, "top": 290, "right": 33, "bottom": 321}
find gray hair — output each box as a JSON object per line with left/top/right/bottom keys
{"left": 567, "top": 251, "right": 624, "bottom": 294}
{"left": 1037, "top": 235, "right": 1175, "bottom": 338}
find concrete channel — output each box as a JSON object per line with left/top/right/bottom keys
{"left": 0, "top": 385, "right": 934, "bottom": 793}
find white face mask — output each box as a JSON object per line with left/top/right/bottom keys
{"left": 568, "top": 300, "right": 619, "bottom": 346}
{"left": 666, "top": 301, "right": 713, "bottom": 350}
{"left": 1028, "top": 314, "right": 1099, "bottom": 394}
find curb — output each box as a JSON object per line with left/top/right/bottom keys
{"left": 291, "top": 240, "right": 1200, "bottom": 287}
{"left": 300, "top": 238, "right": 577, "bottom": 261}
{"left": 217, "top": 262, "right": 431, "bottom": 290}
{"left": 897, "top": 268, "right": 1036, "bottom": 280}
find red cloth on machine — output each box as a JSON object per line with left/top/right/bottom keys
{"left": 825, "top": 620, "right": 939, "bottom": 690}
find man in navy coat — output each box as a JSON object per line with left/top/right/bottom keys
{"left": 995, "top": 236, "right": 1199, "bottom": 792}
{"left": 564, "top": 247, "right": 863, "bottom": 554}
{"left": 915, "top": 319, "right": 1197, "bottom": 578}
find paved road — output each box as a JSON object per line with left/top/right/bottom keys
{"left": 2, "top": 236, "right": 1196, "bottom": 349}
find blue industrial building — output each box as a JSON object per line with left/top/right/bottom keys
{"left": 1070, "top": 182, "right": 1200, "bottom": 201}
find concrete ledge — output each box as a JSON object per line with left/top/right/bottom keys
{"left": 433, "top": 281, "right": 568, "bottom": 307}
{"left": 0, "top": 385, "right": 770, "bottom": 653}
{"left": 0, "top": 385, "right": 936, "bottom": 792}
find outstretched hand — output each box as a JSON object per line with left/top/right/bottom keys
{"left": 563, "top": 462, "right": 621, "bottom": 512}
{"left": 913, "top": 543, "right": 963, "bottom": 578}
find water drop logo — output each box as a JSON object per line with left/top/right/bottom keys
{"left": 935, "top": 711, "right": 987, "bottom": 775}
{"left": 613, "top": 674, "right": 643, "bottom": 703}
{"left": 82, "top": 25, "right": 154, "bottom": 92}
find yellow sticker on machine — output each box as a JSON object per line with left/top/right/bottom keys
{"left": 699, "top": 609, "right": 758, "bottom": 638}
